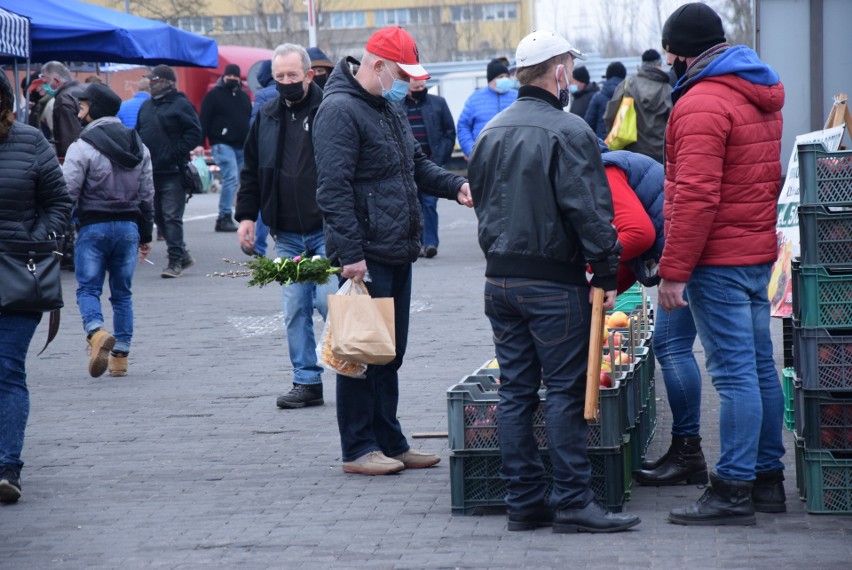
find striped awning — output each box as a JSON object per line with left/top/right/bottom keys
{"left": 0, "top": 7, "right": 30, "bottom": 58}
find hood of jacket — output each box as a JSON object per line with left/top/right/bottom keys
{"left": 673, "top": 45, "right": 783, "bottom": 112}
{"left": 323, "top": 57, "right": 388, "bottom": 111}
{"left": 81, "top": 117, "right": 145, "bottom": 169}
{"left": 637, "top": 65, "right": 671, "bottom": 84}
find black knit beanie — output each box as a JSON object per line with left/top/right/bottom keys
{"left": 572, "top": 66, "right": 590, "bottom": 85}
{"left": 662, "top": 2, "right": 726, "bottom": 58}
{"left": 486, "top": 59, "right": 509, "bottom": 82}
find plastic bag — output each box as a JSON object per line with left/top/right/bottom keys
{"left": 605, "top": 96, "right": 638, "bottom": 151}
{"left": 316, "top": 280, "right": 368, "bottom": 379}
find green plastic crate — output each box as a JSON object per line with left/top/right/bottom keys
{"left": 782, "top": 368, "right": 795, "bottom": 431}
{"left": 794, "top": 265, "right": 852, "bottom": 329}
{"left": 794, "top": 435, "right": 807, "bottom": 500}
{"left": 450, "top": 439, "right": 632, "bottom": 515}
{"left": 803, "top": 448, "right": 852, "bottom": 514}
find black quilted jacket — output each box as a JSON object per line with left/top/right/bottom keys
{"left": 313, "top": 58, "right": 466, "bottom": 266}
{"left": 0, "top": 122, "right": 72, "bottom": 242}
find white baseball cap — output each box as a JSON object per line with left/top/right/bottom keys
{"left": 515, "top": 30, "right": 585, "bottom": 68}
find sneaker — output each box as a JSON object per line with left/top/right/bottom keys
{"left": 0, "top": 467, "right": 21, "bottom": 504}
{"left": 161, "top": 262, "right": 182, "bottom": 278}
{"left": 276, "top": 383, "right": 324, "bottom": 409}
{"left": 342, "top": 451, "right": 405, "bottom": 475}
{"left": 180, "top": 253, "right": 195, "bottom": 269}
{"left": 392, "top": 449, "right": 440, "bottom": 469}
{"left": 87, "top": 328, "right": 116, "bottom": 378}
{"left": 109, "top": 352, "right": 128, "bottom": 377}
{"left": 424, "top": 245, "right": 438, "bottom": 258}
{"left": 215, "top": 217, "right": 239, "bottom": 232}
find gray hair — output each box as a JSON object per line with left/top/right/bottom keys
{"left": 273, "top": 44, "right": 311, "bottom": 73}
{"left": 42, "top": 61, "right": 73, "bottom": 83}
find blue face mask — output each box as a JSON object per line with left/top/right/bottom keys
{"left": 379, "top": 66, "right": 409, "bottom": 103}
{"left": 43, "top": 83, "right": 58, "bottom": 97}
{"left": 569, "top": 84, "right": 579, "bottom": 94}
{"left": 494, "top": 77, "right": 514, "bottom": 93}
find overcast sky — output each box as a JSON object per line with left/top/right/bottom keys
{"left": 534, "top": 0, "right": 726, "bottom": 55}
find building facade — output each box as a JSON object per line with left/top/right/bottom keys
{"left": 91, "top": 1, "right": 533, "bottom": 63}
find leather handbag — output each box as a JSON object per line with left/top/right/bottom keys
{"left": 0, "top": 239, "right": 64, "bottom": 313}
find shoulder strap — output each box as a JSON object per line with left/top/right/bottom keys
{"left": 36, "top": 309, "right": 60, "bottom": 356}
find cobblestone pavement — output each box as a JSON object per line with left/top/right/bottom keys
{"left": 1, "top": 193, "right": 850, "bottom": 569}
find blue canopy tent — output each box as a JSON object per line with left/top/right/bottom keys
{"left": 0, "top": 0, "right": 217, "bottom": 67}
{"left": 0, "top": 6, "right": 31, "bottom": 121}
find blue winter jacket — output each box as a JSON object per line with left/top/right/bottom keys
{"left": 456, "top": 87, "right": 517, "bottom": 157}
{"left": 117, "top": 92, "right": 150, "bottom": 129}
{"left": 601, "top": 149, "right": 665, "bottom": 285}
{"left": 585, "top": 76, "right": 623, "bottom": 139}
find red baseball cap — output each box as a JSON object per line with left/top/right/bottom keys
{"left": 366, "top": 27, "right": 429, "bottom": 80}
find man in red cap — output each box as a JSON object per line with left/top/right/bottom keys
{"left": 313, "top": 27, "right": 473, "bottom": 476}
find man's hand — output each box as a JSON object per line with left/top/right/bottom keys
{"left": 341, "top": 260, "right": 368, "bottom": 281}
{"left": 138, "top": 242, "right": 152, "bottom": 262}
{"left": 589, "top": 289, "right": 617, "bottom": 311}
{"left": 457, "top": 182, "right": 473, "bottom": 208}
{"left": 659, "top": 279, "right": 688, "bottom": 312}
{"left": 237, "top": 220, "right": 255, "bottom": 251}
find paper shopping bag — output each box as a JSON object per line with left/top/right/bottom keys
{"left": 605, "top": 96, "right": 638, "bottom": 150}
{"left": 328, "top": 280, "right": 396, "bottom": 365}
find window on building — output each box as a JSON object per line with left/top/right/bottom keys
{"left": 328, "top": 11, "right": 365, "bottom": 29}
{"left": 222, "top": 15, "right": 256, "bottom": 33}
{"left": 451, "top": 3, "right": 517, "bottom": 22}
{"left": 376, "top": 7, "right": 439, "bottom": 26}
{"left": 177, "top": 17, "right": 214, "bottom": 34}
{"left": 266, "top": 14, "right": 308, "bottom": 31}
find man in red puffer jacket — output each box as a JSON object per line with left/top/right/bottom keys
{"left": 656, "top": 2, "right": 786, "bottom": 527}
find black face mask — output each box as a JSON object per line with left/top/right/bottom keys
{"left": 558, "top": 87, "right": 570, "bottom": 108}
{"left": 672, "top": 57, "right": 689, "bottom": 80}
{"left": 225, "top": 79, "right": 240, "bottom": 90}
{"left": 277, "top": 81, "right": 305, "bottom": 103}
{"left": 313, "top": 75, "right": 328, "bottom": 90}
{"left": 409, "top": 89, "right": 427, "bottom": 103}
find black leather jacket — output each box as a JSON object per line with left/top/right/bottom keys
{"left": 469, "top": 86, "right": 621, "bottom": 291}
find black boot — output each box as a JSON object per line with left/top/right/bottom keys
{"left": 668, "top": 472, "right": 756, "bottom": 526}
{"left": 641, "top": 437, "right": 674, "bottom": 470}
{"left": 0, "top": 465, "right": 21, "bottom": 504}
{"left": 507, "top": 503, "right": 553, "bottom": 531}
{"left": 215, "top": 217, "right": 238, "bottom": 232}
{"left": 753, "top": 469, "right": 786, "bottom": 513}
{"left": 635, "top": 435, "right": 708, "bottom": 486}
{"left": 276, "top": 383, "right": 324, "bottom": 409}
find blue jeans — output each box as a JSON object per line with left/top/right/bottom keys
{"left": 211, "top": 144, "right": 244, "bottom": 220}
{"left": 484, "top": 278, "right": 594, "bottom": 512}
{"left": 153, "top": 173, "right": 188, "bottom": 263}
{"left": 0, "top": 313, "right": 40, "bottom": 470}
{"left": 336, "top": 261, "right": 412, "bottom": 462}
{"left": 254, "top": 211, "right": 269, "bottom": 256}
{"left": 75, "top": 222, "right": 140, "bottom": 354}
{"left": 418, "top": 192, "right": 439, "bottom": 248}
{"left": 686, "top": 264, "right": 785, "bottom": 480}
{"left": 274, "top": 229, "right": 336, "bottom": 385}
{"left": 653, "top": 291, "right": 702, "bottom": 437}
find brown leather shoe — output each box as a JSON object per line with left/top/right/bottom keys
{"left": 342, "top": 451, "right": 405, "bottom": 475}
{"left": 392, "top": 449, "right": 441, "bottom": 469}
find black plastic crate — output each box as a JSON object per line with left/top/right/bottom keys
{"left": 794, "top": 434, "right": 807, "bottom": 500}
{"left": 448, "top": 374, "right": 629, "bottom": 452}
{"left": 449, "top": 442, "right": 632, "bottom": 515}
{"left": 783, "top": 317, "right": 795, "bottom": 369}
{"left": 798, "top": 204, "right": 852, "bottom": 268}
{"left": 797, "top": 143, "right": 852, "bottom": 206}
{"left": 798, "top": 389, "right": 852, "bottom": 454}
{"left": 793, "top": 321, "right": 852, "bottom": 391}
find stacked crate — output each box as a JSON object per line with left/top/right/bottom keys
{"left": 791, "top": 143, "right": 852, "bottom": 514}
{"left": 447, "top": 286, "right": 655, "bottom": 515}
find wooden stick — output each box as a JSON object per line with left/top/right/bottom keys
{"left": 585, "top": 288, "right": 605, "bottom": 422}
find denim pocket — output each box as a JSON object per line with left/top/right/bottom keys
{"left": 517, "top": 291, "right": 572, "bottom": 346}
